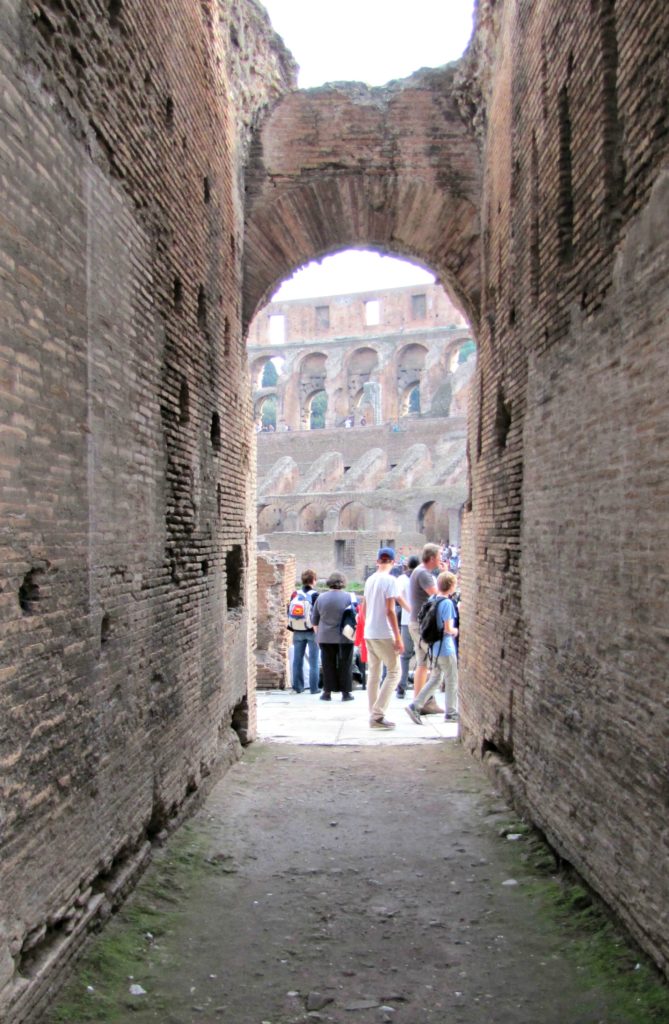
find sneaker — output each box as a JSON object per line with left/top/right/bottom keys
{"left": 396, "top": 687, "right": 406, "bottom": 699}
{"left": 405, "top": 704, "right": 423, "bottom": 726}
{"left": 444, "top": 711, "right": 459, "bottom": 722}
{"left": 320, "top": 692, "right": 331, "bottom": 701}
{"left": 342, "top": 693, "right": 354, "bottom": 702}
{"left": 370, "top": 717, "right": 396, "bottom": 729}
{"left": 421, "top": 698, "right": 443, "bottom": 715}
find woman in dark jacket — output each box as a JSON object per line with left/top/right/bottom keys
{"left": 312, "top": 572, "right": 355, "bottom": 702}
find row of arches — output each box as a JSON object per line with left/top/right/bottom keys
{"left": 258, "top": 499, "right": 447, "bottom": 538}
{"left": 250, "top": 341, "right": 458, "bottom": 391}
{"left": 254, "top": 385, "right": 419, "bottom": 431}
{"left": 250, "top": 337, "right": 474, "bottom": 430}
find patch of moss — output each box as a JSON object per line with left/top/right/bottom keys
{"left": 47, "top": 826, "right": 212, "bottom": 1023}
{"left": 520, "top": 842, "right": 669, "bottom": 1023}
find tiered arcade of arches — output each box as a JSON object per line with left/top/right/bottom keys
{"left": 248, "top": 284, "right": 475, "bottom": 432}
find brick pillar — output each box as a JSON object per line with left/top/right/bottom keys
{"left": 256, "top": 552, "right": 296, "bottom": 689}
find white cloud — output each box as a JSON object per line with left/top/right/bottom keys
{"left": 261, "top": 0, "right": 475, "bottom": 88}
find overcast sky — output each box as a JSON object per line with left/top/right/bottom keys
{"left": 260, "top": 0, "right": 475, "bottom": 300}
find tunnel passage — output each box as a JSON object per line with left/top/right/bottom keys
{"left": 242, "top": 2, "right": 669, "bottom": 984}
{"left": 243, "top": 66, "right": 482, "bottom": 333}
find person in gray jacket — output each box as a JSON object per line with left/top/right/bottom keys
{"left": 312, "top": 571, "right": 355, "bottom": 702}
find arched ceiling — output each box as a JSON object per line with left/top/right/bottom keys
{"left": 243, "top": 65, "right": 481, "bottom": 332}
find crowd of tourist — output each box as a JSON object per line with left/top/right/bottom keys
{"left": 287, "top": 543, "right": 461, "bottom": 729}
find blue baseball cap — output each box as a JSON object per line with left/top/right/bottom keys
{"left": 377, "top": 546, "right": 395, "bottom": 561}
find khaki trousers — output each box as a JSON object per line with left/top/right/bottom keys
{"left": 366, "top": 637, "right": 401, "bottom": 719}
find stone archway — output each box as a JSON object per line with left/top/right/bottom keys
{"left": 298, "top": 502, "right": 326, "bottom": 532}
{"left": 338, "top": 501, "right": 367, "bottom": 531}
{"left": 243, "top": 68, "right": 481, "bottom": 333}
{"left": 258, "top": 504, "right": 285, "bottom": 533}
{"left": 298, "top": 352, "right": 328, "bottom": 429}
{"left": 254, "top": 393, "right": 277, "bottom": 429}
{"left": 418, "top": 500, "right": 448, "bottom": 544}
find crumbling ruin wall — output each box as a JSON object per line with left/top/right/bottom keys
{"left": 459, "top": 0, "right": 669, "bottom": 975}
{"left": 256, "top": 552, "right": 295, "bottom": 690}
{"left": 2, "top": 0, "right": 668, "bottom": 1011}
{"left": 255, "top": 418, "right": 468, "bottom": 581}
{"left": 0, "top": 1, "right": 295, "bottom": 1019}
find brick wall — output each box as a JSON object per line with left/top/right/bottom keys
{"left": 243, "top": 68, "right": 483, "bottom": 328}
{"left": 460, "top": 0, "right": 669, "bottom": 974}
{"left": 0, "top": 1, "right": 294, "bottom": 1019}
{"left": 248, "top": 319, "right": 474, "bottom": 429}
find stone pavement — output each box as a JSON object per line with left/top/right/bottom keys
{"left": 256, "top": 687, "right": 457, "bottom": 745}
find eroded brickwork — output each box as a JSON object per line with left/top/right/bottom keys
{"left": 1, "top": 0, "right": 667, "bottom": 1011}
{"left": 248, "top": 284, "right": 473, "bottom": 428}
{"left": 0, "top": 1, "right": 294, "bottom": 1019}
{"left": 256, "top": 552, "right": 295, "bottom": 690}
{"left": 460, "top": 0, "right": 669, "bottom": 975}
{"left": 243, "top": 68, "right": 483, "bottom": 328}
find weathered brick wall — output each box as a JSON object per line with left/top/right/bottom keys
{"left": 0, "top": 1, "right": 294, "bottom": 1019}
{"left": 256, "top": 415, "right": 467, "bottom": 477}
{"left": 459, "top": 0, "right": 669, "bottom": 974}
{"left": 256, "top": 551, "right": 295, "bottom": 689}
{"left": 243, "top": 68, "right": 483, "bottom": 328}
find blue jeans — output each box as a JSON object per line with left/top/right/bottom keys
{"left": 398, "top": 624, "right": 415, "bottom": 691}
{"left": 292, "top": 631, "right": 320, "bottom": 693}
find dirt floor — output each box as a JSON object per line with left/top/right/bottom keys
{"left": 48, "top": 740, "right": 669, "bottom": 1024}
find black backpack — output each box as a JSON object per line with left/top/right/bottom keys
{"left": 418, "top": 595, "right": 446, "bottom": 647}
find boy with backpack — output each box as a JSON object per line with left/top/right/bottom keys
{"left": 405, "top": 571, "right": 459, "bottom": 725}
{"left": 287, "top": 569, "right": 320, "bottom": 694}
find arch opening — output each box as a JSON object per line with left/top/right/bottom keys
{"left": 418, "top": 500, "right": 449, "bottom": 544}
{"left": 255, "top": 394, "right": 277, "bottom": 431}
{"left": 298, "top": 502, "right": 326, "bottom": 532}
{"left": 338, "top": 501, "right": 367, "bottom": 531}
{"left": 306, "top": 390, "right": 327, "bottom": 430}
{"left": 258, "top": 504, "right": 285, "bottom": 533}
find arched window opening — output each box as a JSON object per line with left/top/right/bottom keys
{"left": 418, "top": 500, "right": 449, "bottom": 544}
{"left": 299, "top": 503, "right": 326, "bottom": 532}
{"left": 347, "top": 347, "right": 379, "bottom": 422}
{"left": 256, "top": 395, "right": 277, "bottom": 431}
{"left": 261, "top": 359, "right": 279, "bottom": 387}
{"left": 397, "top": 342, "right": 427, "bottom": 417}
{"left": 250, "top": 355, "right": 285, "bottom": 391}
{"left": 307, "top": 390, "right": 327, "bottom": 430}
{"left": 258, "top": 504, "right": 285, "bottom": 533}
{"left": 458, "top": 339, "right": 476, "bottom": 364}
{"left": 339, "top": 502, "right": 367, "bottom": 531}
{"left": 400, "top": 382, "right": 421, "bottom": 417}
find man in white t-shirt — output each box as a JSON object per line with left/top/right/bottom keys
{"left": 361, "top": 546, "right": 404, "bottom": 729}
